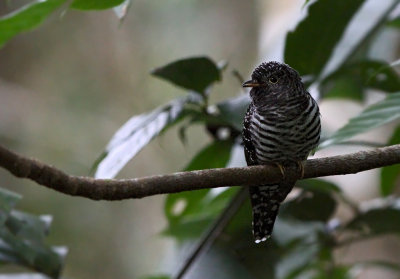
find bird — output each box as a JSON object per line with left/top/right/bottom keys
{"left": 242, "top": 61, "right": 321, "bottom": 243}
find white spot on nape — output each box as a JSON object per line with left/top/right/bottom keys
{"left": 255, "top": 239, "right": 262, "bottom": 244}
{"left": 171, "top": 198, "right": 187, "bottom": 216}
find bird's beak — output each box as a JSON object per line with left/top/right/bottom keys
{"left": 242, "top": 80, "right": 262, "bottom": 88}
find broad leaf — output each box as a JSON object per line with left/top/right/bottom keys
{"left": 0, "top": 188, "right": 21, "bottom": 225}
{"left": 387, "top": 17, "right": 400, "bottom": 28}
{"left": 0, "top": 187, "right": 65, "bottom": 278}
{"left": 346, "top": 197, "right": 400, "bottom": 235}
{"left": 320, "top": 77, "right": 363, "bottom": 101}
{"left": 0, "top": 0, "right": 66, "bottom": 48}
{"left": 381, "top": 126, "right": 400, "bottom": 196}
{"left": 5, "top": 211, "right": 51, "bottom": 243}
{"left": 95, "top": 98, "right": 189, "bottom": 178}
{"left": 70, "top": 0, "right": 125, "bottom": 10}
{"left": 320, "top": 60, "right": 400, "bottom": 100}
{"left": 320, "top": 92, "right": 400, "bottom": 148}
{"left": 163, "top": 141, "right": 236, "bottom": 240}
{"left": 284, "top": 0, "right": 365, "bottom": 78}
{"left": 216, "top": 94, "right": 250, "bottom": 132}
{"left": 0, "top": 227, "right": 63, "bottom": 278}
{"left": 151, "top": 57, "right": 221, "bottom": 94}
{"left": 280, "top": 179, "right": 339, "bottom": 223}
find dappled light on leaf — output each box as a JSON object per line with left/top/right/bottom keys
{"left": 284, "top": 0, "right": 365, "bottom": 78}
{"left": 95, "top": 98, "right": 188, "bottom": 178}
{"left": 320, "top": 92, "right": 400, "bottom": 148}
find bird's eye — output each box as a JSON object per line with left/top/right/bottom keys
{"left": 269, "top": 77, "right": 278, "bottom": 84}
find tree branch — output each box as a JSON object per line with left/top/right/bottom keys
{"left": 0, "top": 143, "right": 399, "bottom": 200}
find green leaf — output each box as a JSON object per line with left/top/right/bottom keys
{"left": 320, "top": 77, "right": 363, "bottom": 101}
{"left": 216, "top": 94, "right": 250, "bottom": 132}
{"left": 296, "top": 179, "right": 341, "bottom": 194}
{"left": 284, "top": 0, "right": 365, "bottom": 77}
{"left": 94, "top": 97, "right": 189, "bottom": 178}
{"left": 346, "top": 198, "right": 400, "bottom": 235}
{"left": 184, "top": 140, "right": 234, "bottom": 171}
{"left": 5, "top": 211, "right": 51, "bottom": 243}
{"left": 0, "top": 226, "right": 63, "bottom": 278}
{"left": 320, "top": 92, "right": 400, "bottom": 148}
{"left": 70, "top": 0, "right": 124, "bottom": 10}
{"left": 163, "top": 141, "right": 235, "bottom": 240}
{"left": 280, "top": 191, "right": 335, "bottom": 223}
{"left": 320, "top": 60, "right": 400, "bottom": 100}
{"left": 0, "top": 0, "right": 66, "bottom": 48}
{"left": 151, "top": 57, "right": 221, "bottom": 94}
{"left": 279, "top": 180, "right": 339, "bottom": 223}
{"left": 381, "top": 126, "right": 400, "bottom": 196}
{"left": 387, "top": 17, "right": 400, "bottom": 28}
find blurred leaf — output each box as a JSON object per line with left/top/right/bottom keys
{"left": 320, "top": 60, "right": 400, "bottom": 100}
{"left": 0, "top": 227, "right": 63, "bottom": 278}
{"left": 5, "top": 211, "right": 51, "bottom": 243}
{"left": 0, "top": 188, "right": 21, "bottom": 225}
{"left": 113, "top": 0, "right": 130, "bottom": 20}
{"left": 184, "top": 140, "right": 233, "bottom": 171}
{"left": 296, "top": 179, "right": 341, "bottom": 194}
{"left": 381, "top": 126, "right": 400, "bottom": 196}
{"left": 277, "top": 242, "right": 320, "bottom": 279}
{"left": 320, "top": 92, "right": 400, "bottom": 148}
{"left": 163, "top": 141, "right": 235, "bottom": 240}
{"left": 151, "top": 57, "right": 221, "bottom": 94}
{"left": 280, "top": 180, "right": 338, "bottom": 223}
{"left": 281, "top": 192, "right": 336, "bottom": 223}
{"left": 0, "top": 186, "right": 64, "bottom": 278}
{"left": 0, "top": 0, "right": 66, "bottom": 48}
{"left": 387, "top": 17, "right": 400, "bottom": 28}
{"left": 70, "top": 0, "right": 125, "bottom": 10}
{"left": 346, "top": 198, "right": 400, "bottom": 235}
{"left": 352, "top": 260, "right": 400, "bottom": 273}
{"left": 320, "top": 77, "right": 363, "bottom": 101}
{"left": 284, "top": 0, "right": 364, "bottom": 78}
{"left": 95, "top": 97, "right": 189, "bottom": 178}
{"left": 216, "top": 94, "right": 250, "bottom": 131}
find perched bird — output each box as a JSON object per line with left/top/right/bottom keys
{"left": 242, "top": 61, "right": 321, "bottom": 243}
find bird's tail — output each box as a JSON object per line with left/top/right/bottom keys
{"left": 249, "top": 181, "right": 295, "bottom": 243}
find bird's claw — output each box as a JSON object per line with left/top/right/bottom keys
{"left": 297, "top": 161, "right": 305, "bottom": 179}
{"left": 274, "top": 163, "right": 286, "bottom": 179}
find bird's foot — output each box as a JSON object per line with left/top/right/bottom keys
{"left": 273, "top": 163, "right": 286, "bottom": 179}
{"left": 296, "top": 161, "right": 305, "bottom": 179}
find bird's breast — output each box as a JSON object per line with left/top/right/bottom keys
{"left": 249, "top": 98, "right": 320, "bottom": 164}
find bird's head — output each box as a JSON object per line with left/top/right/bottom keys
{"left": 243, "top": 61, "right": 305, "bottom": 105}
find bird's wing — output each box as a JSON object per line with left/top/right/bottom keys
{"left": 243, "top": 103, "right": 258, "bottom": 166}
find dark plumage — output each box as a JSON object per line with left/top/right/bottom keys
{"left": 242, "top": 61, "right": 321, "bottom": 243}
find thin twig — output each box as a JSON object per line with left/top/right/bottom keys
{"left": 174, "top": 188, "right": 248, "bottom": 279}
